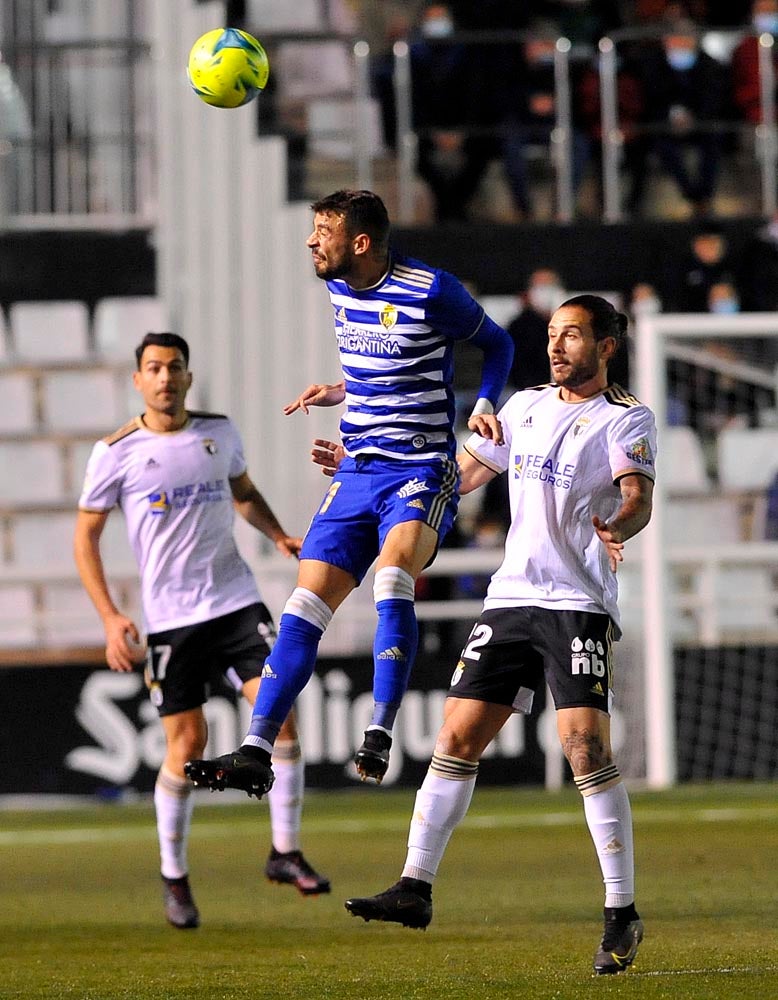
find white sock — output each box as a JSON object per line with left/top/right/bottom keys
{"left": 267, "top": 740, "right": 303, "bottom": 854}
{"left": 402, "top": 754, "right": 478, "bottom": 882}
{"left": 154, "top": 767, "right": 194, "bottom": 879}
{"left": 576, "top": 768, "right": 635, "bottom": 908}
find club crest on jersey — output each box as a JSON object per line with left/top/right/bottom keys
{"left": 625, "top": 436, "right": 654, "bottom": 467}
{"left": 397, "top": 477, "right": 429, "bottom": 499}
{"left": 202, "top": 438, "right": 218, "bottom": 455}
{"left": 147, "top": 491, "right": 170, "bottom": 515}
{"left": 573, "top": 416, "right": 591, "bottom": 437}
{"left": 380, "top": 303, "right": 398, "bottom": 329}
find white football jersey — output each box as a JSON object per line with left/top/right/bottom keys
{"left": 464, "top": 384, "right": 657, "bottom": 633}
{"left": 79, "top": 412, "right": 260, "bottom": 633}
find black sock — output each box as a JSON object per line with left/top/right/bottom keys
{"left": 604, "top": 903, "right": 639, "bottom": 923}
{"left": 398, "top": 876, "right": 432, "bottom": 899}
{"left": 239, "top": 744, "right": 272, "bottom": 767}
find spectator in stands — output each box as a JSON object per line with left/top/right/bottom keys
{"left": 359, "top": 0, "right": 428, "bottom": 147}
{"left": 707, "top": 278, "right": 741, "bottom": 314}
{"left": 632, "top": 13, "right": 731, "bottom": 216}
{"left": 738, "top": 210, "right": 778, "bottom": 311}
{"left": 576, "top": 47, "right": 649, "bottom": 216}
{"left": 628, "top": 282, "right": 663, "bottom": 321}
{"left": 732, "top": 0, "right": 778, "bottom": 127}
{"left": 410, "top": 3, "right": 499, "bottom": 221}
{"left": 506, "top": 268, "right": 567, "bottom": 388}
{"left": 667, "top": 222, "right": 738, "bottom": 311}
{"left": 502, "top": 26, "right": 590, "bottom": 219}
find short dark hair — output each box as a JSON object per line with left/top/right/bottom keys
{"left": 310, "top": 189, "right": 391, "bottom": 252}
{"left": 559, "top": 294, "right": 628, "bottom": 350}
{"left": 135, "top": 332, "right": 190, "bottom": 369}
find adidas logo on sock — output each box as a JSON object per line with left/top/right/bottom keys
{"left": 377, "top": 646, "right": 406, "bottom": 660}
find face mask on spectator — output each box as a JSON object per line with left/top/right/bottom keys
{"left": 632, "top": 296, "right": 662, "bottom": 317}
{"left": 710, "top": 298, "right": 739, "bottom": 314}
{"left": 666, "top": 48, "right": 698, "bottom": 71}
{"left": 528, "top": 285, "right": 564, "bottom": 315}
{"left": 421, "top": 15, "right": 454, "bottom": 38}
{"left": 753, "top": 13, "right": 778, "bottom": 34}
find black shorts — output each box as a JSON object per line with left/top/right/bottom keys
{"left": 448, "top": 606, "right": 615, "bottom": 714}
{"left": 144, "top": 602, "right": 276, "bottom": 717}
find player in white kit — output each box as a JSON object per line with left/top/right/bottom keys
{"left": 342, "top": 296, "right": 656, "bottom": 975}
{"left": 74, "top": 333, "right": 329, "bottom": 930}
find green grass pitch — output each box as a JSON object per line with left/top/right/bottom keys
{"left": 1, "top": 783, "right": 776, "bottom": 999}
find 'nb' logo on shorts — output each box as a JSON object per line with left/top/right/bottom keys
{"left": 570, "top": 636, "right": 606, "bottom": 677}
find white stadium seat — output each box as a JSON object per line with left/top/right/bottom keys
{"left": 246, "top": 0, "right": 323, "bottom": 31}
{"left": 40, "top": 369, "right": 123, "bottom": 433}
{"left": 93, "top": 296, "right": 169, "bottom": 359}
{"left": 9, "top": 300, "right": 91, "bottom": 362}
{"left": 662, "top": 426, "right": 710, "bottom": 494}
{"left": 0, "top": 441, "right": 64, "bottom": 504}
{"left": 0, "top": 585, "right": 38, "bottom": 646}
{"left": 40, "top": 582, "right": 104, "bottom": 645}
{"left": 0, "top": 371, "right": 37, "bottom": 434}
{"left": 716, "top": 427, "right": 778, "bottom": 491}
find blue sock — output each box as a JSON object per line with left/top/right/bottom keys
{"left": 370, "top": 597, "right": 418, "bottom": 730}
{"left": 245, "top": 613, "right": 323, "bottom": 747}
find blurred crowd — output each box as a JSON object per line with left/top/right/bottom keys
{"left": 239, "top": 0, "right": 778, "bottom": 221}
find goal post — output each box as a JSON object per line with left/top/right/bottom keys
{"left": 634, "top": 311, "right": 778, "bottom": 789}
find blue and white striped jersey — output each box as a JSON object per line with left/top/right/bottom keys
{"left": 326, "top": 252, "right": 507, "bottom": 462}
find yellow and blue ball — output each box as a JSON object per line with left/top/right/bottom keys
{"left": 187, "top": 28, "right": 269, "bottom": 109}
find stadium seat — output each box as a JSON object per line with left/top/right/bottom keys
{"left": 246, "top": 0, "right": 323, "bottom": 32}
{"left": 308, "top": 97, "right": 383, "bottom": 159}
{"left": 0, "top": 441, "right": 64, "bottom": 504}
{"left": 40, "top": 583, "right": 105, "bottom": 645}
{"left": 41, "top": 369, "right": 124, "bottom": 433}
{"left": 0, "top": 309, "right": 9, "bottom": 364}
{"left": 662, "top": 426, "right": 710, "bottom": 494}
{"left": 277, "top": 41, "right": 353, "bottom": 101}
{"left": 9, "top": 300, "right": 91, "bottom": 362}
{"left": 0, "top": 371, "right": 37, "bottom": 434}
{"left": 93, "top": 296, "right": 169, "bottom": 359}
{"left": 0, "top": 585, "right": 38, "bottom": 647}
{"left": 716, "top": 427, "right": 778, "bottom": 491}
{"left": 478, "top": 296, "right": 520, "bottom": 330}
{"left": 665, "top": 496, "right": 742, "bottom": 546}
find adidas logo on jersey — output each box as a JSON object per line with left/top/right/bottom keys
{"left": 519, "top": 415, "right": 533, "bottom": 428}
{"left": 260, "top": 663, "right": 277, "bottom": 679}
{"left": 396, "top": 477, "right": 428, "bottom": 499}
{"left": 407, "top": 498, "right": 426, "bottom": 511}
{"left": 377, "top": 646, "right": 406, "bottom": 661}
{"left": 590, "top": 681, "right": 605, "bottom": 697}
{"left": 145, "top": 457, "right": 160, "bottom": 469}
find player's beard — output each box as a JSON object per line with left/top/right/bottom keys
{"left": 551, "top": 354, "right": 599, "bottom": 389}
{"left": 313, "top": 249, "right": 354, "bottom": 281}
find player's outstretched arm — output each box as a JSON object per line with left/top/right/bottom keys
{"left": 74, "top": 509, "right": 144, "bottom": 672}
{"left": 283, "top": 381, "right": 346, "bottom": 415}
{"left": 311, "top": 437, "right": 346, "bottom": 477}
{"left": 592, "top": 473, "right": 654, "bottom": 572}
{"left": 457, "top": 450, "right": 499, "bottom": 495}
{"left": 231, "top": 472, "right": 302, "bottom": 557}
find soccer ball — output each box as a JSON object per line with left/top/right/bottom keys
{"left": 187, "top": 28, "right": 269, "bottom": 109}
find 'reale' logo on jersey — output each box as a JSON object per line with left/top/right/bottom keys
{"left": 380, "top": 303, "right": 398, "bottom": 329}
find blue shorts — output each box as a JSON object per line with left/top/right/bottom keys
{"left": 300, "top": 455, "right": 460, "bottom": 583}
